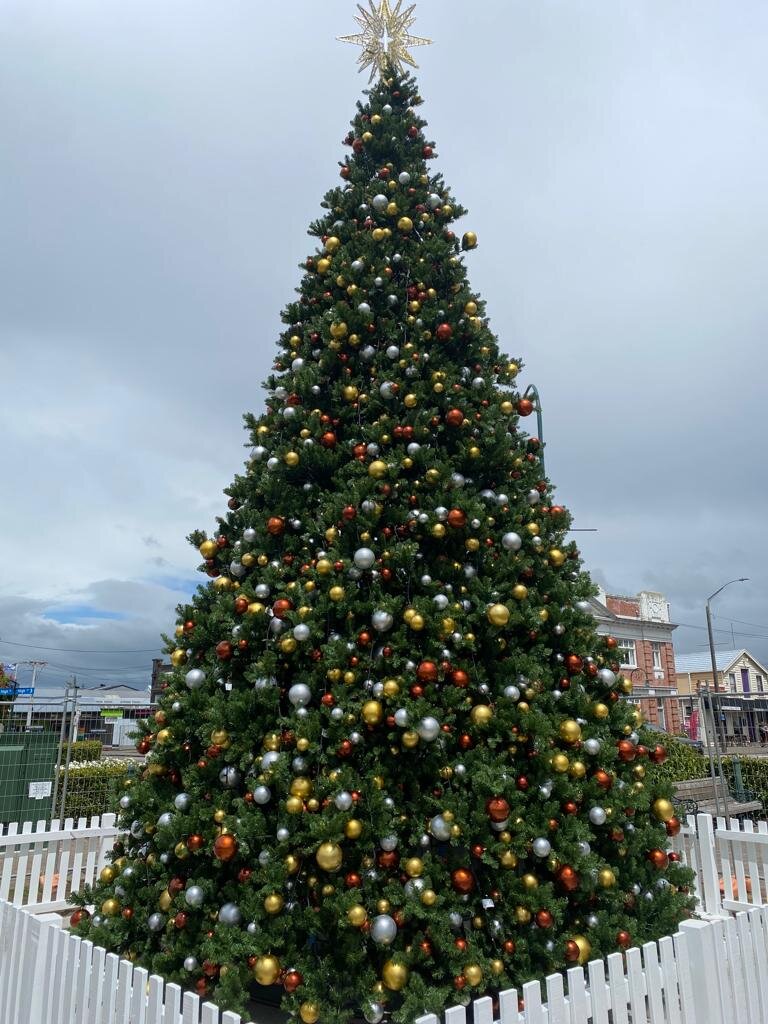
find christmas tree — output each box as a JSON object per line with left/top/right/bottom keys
{"left": 74, "top": 12, "right": 693, "bottom": 1022}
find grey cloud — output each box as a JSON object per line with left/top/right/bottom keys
{"left": 0, "top": 0, "right": 766, "bottom": 677}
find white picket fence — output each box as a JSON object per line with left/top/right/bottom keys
{"left": 2, "top": 811, "right": 768, "bottom": 1023}
{"left": 0, "top": 899, "right": 255, "bottom": 1024}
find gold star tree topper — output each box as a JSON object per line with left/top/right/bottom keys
{"left": 338, "top": 0, "right": 432, "bottom": 82}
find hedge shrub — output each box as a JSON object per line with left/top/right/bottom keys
{"left": 654, "top": 734, "right": 709, "bottom": 783}
{"left": 66, "top": 740, "right": 103, "bottom": 763}
{"left": 59, "top": 759, "right": 131, "bottom": 820}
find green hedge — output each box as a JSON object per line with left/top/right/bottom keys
{"left": 66, "top": 740, "right": 103, "bottom": 763}
{"left": 721, "top": 756, "right": 768, "bottom": 810}
{"left": 654, "top": 734, "right": 709, "bottom": 783}
{"left": 59, "top": 760, "right": 131, "bottom": 820}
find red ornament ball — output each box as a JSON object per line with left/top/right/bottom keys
{"left": 556, "top": 866, "right": 579, "bottom": 892}
{"left": 436, "top": 322, "right": 453, "bottom": 342}
{"left": 485, "top": 797, "right": 510, "bottom": 822}
{"left": 266, "top": 516, "right": 285, "bottom": 536}
{"left": 535, "top": 910, "right": 553, "bottom": 928}
{"left": 447, "top": 508, "right": 467, "bottom": 528}
{"left": 451, "top": 868, "right": 475, "bottom": 894}
{"left": 416, "top": 661, "right": 439, "bottom": 683}
{"left": 517, "top": 398, "right": 534, "bottom": 417}
{"left": 617, "top": 930, "right": 632, "bottom": 949}
{"left": 451, "top": 669, "right": 469, "bottom": 688}
{"left": 665, "top": 817, "right": 681, "bottom": 837}
{"left": 647, "top": 849, "right": 669, "bottom": 870}
{"left": 271, "top": 598, "right": 293, "bottom": 619}
{"left": 445, "top": 408, "right": 464, "bottom": 428}
{"left": 566, "top": 654, "right": 583, "bottom": 674}
{"left": 70, "top": 908, "right": 90, "bottom": 927}
{"left": 617, "top": 740, "right": 636, "bottom": 762}
{"left": 565, "top": 940, "right": 580, "bottom": 962}
{"left": 215, "top": 640, "right": 233, "bottom": 660}
{"left": 283, "top": 971, "right": 303, "bottom": 993}
{"left": 649, "top": 744, "right": 668, "bottom": 764}
{"left": 321, "top": 432, "right": 337, "bottom": 448}
{"left": 213, "top": 834, "right": 238, "bottom": 862}
{"left": 174, "top": 912, "right": 188, "bottom": 929}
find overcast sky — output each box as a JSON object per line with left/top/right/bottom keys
{"left": 1, "top": 0, "right": 767, "bottom": 693}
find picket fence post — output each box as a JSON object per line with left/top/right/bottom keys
{"left": 678, "top": 918, "right": 725, "bottom": 1024}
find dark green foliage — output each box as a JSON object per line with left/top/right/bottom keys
{"left": 61, "top": 761, "right": 130, "bottom": 820}
{"left": 654, "top": 735, "right": 708, "bottom": 784}
{"left": 73, "top": 71, "right": 694, "bottom": 1023}
{"left": 66, "top": 739, "right": 103, "bottom": 763}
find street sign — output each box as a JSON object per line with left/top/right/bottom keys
{"left": 100, "top": 709, "right": 124, "bottom": 719}
{"left": 0, "top": 688, "right": 34, "bottom": 697}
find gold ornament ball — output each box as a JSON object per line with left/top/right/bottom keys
{"left": 377, "top": 899, "right": 391, "bottom": 914}
{"left": 487, "top": 603, "right": 510, "bottom": 626}
{"left": 316, "top": 558, "right": 332, "bottom": 576}
{"left": 348, "top": 904, "right": 367, "bottom": 926}
{"left": 514, "top": 906, "right": 532, "bottom": 924}
{"left": 280, "top": 636, "right": 297, "bottom": 654}
{"left": 325, "top": 236, "right": 341, "bottom": 253}
{"left": 410, "top": 614, "right": 425, "bottom": 631}
{"left": 174, "top": 842, "right": 189, "bottom": 859}
{"left": 344, "top": 819, "right": 363, "bottom": 839}
{"left": 316, "top": 258, "right": 331, "bottom": 275}
{"left": 548, "top": 549, "right": 566, "bottom": 567}
{"left": 470, "top": 705, "right": 493, "bottom": 727}
{"left": 404, "top": 857, "right": 423, "bottom": 877}
{"left": 421, "top": 889, "right": 437, "bottom": 906}
{"left": 372, "top": 227, "right": 385, "bottom": 241}
{"left": 158, "top": 889, "right": 172, "bottom": 911}
{"left": 499, "top": 850, "right": 517, "bottom": 869}
{"left": 99, "top": 866, "right": 116, "bottom": 885}
{"left": 329, "top": 586, "right": 345, "bottom": 602}
{"left": 491, "top": 959, "right": 504, "bottom": 976}
{"left": 559, "top": 719, "right": 582, "bottom": 743}
{"left": 382, "top": 960, "right": 409, "bottom": 991}
{"left": 521, "top": 873, "right": 539, "bottom": 890}
{"left": 382, "top": 680, "right": 400, "bottom": 697}
{"left": 285, "top": 796, "right": 304, "bottom": 814}
{"left": 362, "top": 700, "right": 384, "bottom": 726}
{"left": 593, "top": 702, "right": 610, "bottom": 720}
{"left": 402, "top": 730, "right": 420, "bottom": 749}
{"left": 462, "top": 231, "right": 478, "bottom": 249}
{"left": 264, "top": 894, "right": 285, "bottom": 915}
{"left": 512, "top": 584, "right": 529, "bottom": 601}
{"left": 170, "top": 649, "right": 186, "bottom": 668}
{"left": 316, "top": 842, "right": 343, "bottom": 872}
{"left": 210, "top": 728, "right": 229, "bottom": 746}
{"left": 573, "top": 934, "right": 592, "bottom": 965}
{"left": 253, "top": 955, "right": 282, "bottom": 986}
{"left": 598, "top": 868, "right": 616, "bottom": 888}
{"left": 397, "top": 216, "right": 414, "bottom": 233}
{"left": 285, "top": 451, "right": 300, "bottom": 467}
{"left": 632, "top": 764, "right": 646, "bottom": 780}
{"left": 101, "top": 898, "right": 120, "bottom": 917}
{"left": 551, "top": 752, "right": 570, "bottom": 773}
{"left": 652, "top": 798, "right": 675, "bottom": 822}
{"left": 291, "top": 777, "right": 313, "bottom": 798}
{"left": 464, "top": 965, "right": 483, "bottom": 987}
{"left": 343, "top": 385, "right": 359, "bottom": 401}
{"left": 368, "top": 460, "right": 388, "bottom": 479}
{"left": 386, "top": 201, "right": 398, "bottom": 215}
{"left": 500, "top": 400, "right": 514, "bottom": 415}
{"left": 199, "top": 539, "right": 217, "bottom": 559}
{"left": 285, "top": 854, "right": 300, "bottom": 874}
{"left": 569, "top": 760, "right": 586, "bottom": 779}
{"left": 431, "top": 523, "right": 446, "bottom": 538}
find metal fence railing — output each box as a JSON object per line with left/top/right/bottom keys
{"left": 0, "top": 698, "right": 142, "bottom": 825}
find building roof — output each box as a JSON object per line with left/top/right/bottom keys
{"left": 675, "top": 649, "right": 768, "bottom": 676}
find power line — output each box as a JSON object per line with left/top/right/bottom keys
{"left": 0, "top": 638, "right": 162, "bottom": 654}
{"left": 713, "top": 614, "right": 768, "bottom": 632}
{"left": 675, "top": 622, "right": 768, "bottom": 640}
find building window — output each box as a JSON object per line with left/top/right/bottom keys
{"left": 757, "top": 674, "right": 764, "bottom": 693}
{"left": 729, "top": 672, "right": 736, "bottom": 692}
{"left": 617, "top": 639, "right": 637, "bottom": 668}
{"left": 651, "top": 642, "right": 663, "bottom": 671}
{"left": 656, "top": 698, "right": 666, "bottom": 731}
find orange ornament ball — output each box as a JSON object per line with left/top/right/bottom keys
{"left": 445, "top": 408, "right": 464, "bottom": 427}
{"left": 417, "top": 661, "right": 439, "bottom": 683}
{"left": 187, "top": 834, "right": 204, "bottom": 852}
{"left": 451, "top": 868, "right": 475, "bottom": 894}
{"left": 267, "top": 516, "right": 286, "bottom": 536}
{"left": 447, "top": 508, "right": 467, "bottom": 528}
{"left": 213, "top": 834, "right": 238, "bottom": 862}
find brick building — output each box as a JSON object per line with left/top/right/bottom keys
{"left": 589, "top": 589, "right": 682, "bottom": 734}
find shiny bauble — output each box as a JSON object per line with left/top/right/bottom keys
{"left": 592, "top": 703, "right": 610, "bottom": 720}
{"left": 174, "top": 792, "right": 191, "bottom": 812}
{"left": 213, "top": 834, "right": 238, "bottom": 861}
{"left": 573, "top": 934, "right": 592, "bottom": 965}
{"left": 512, "top": 585, "right": 528, "bottom": 601}
{"left": 558, "top": 719, "right": 581, "bottom": 743}
{"left": 647, "top": 848, "right": 669, "bottom": 870}
{"left": 316, "top": 842, "right": 343, "bottom": 872}
{"left": 99, "top": 866, "right": 116, "bottom": 884}
{"left": 253, "top": 955, "right": 281, "bottom": 986}
{"left": 487, "top": 603, "right": 509, "bottom": 626}
{"left": 199, "top": 540, "right": 217, "bottom": 559}
{"left": 486, "top": 797, "right": 510, "bottom": 822}
{"left": 219, "top": 766, "right": 241, "bottom": 789}
{"left": 101, "top": 898, "right": 120, "bottom": 917}
{"left": 532, "top": 837, "right": 551, "bottom": 858}
{"left": 501, "top": 531, "right": 522, "bottom": 551}
{"left": 371, "top": 914, "right": 398, "bottom": 945}
{"left": 470, "top": 705, "right": 492, "bottom": 726}
{"left": 288, "top": 683, "right": 312, "bottom": 708}
{"left": 354, "top": 547, "right": 376, "bottom": 569}
{"left": 252, "top": 785, "right": 271, "bottom": 805}
{"left": 429, "top": 814, "right": 452, "bottom": 841}
{"left": 218, "top": 902, "right": 242, "bottom": 925}
{"left": 557, "top": 866, "right": 579, "bottom": 892}
{"left": 264, "top": 894, "right": 284, "bottom": 915}
{"left": 185, "top": 669, "right": 206, "bottom": 690}
{"left": 372, "top": 609, "right": 394, "bottom": 631}
{"left": 368, "top": 460, "right": 388, "bottom": 479}
{"left": 617, "top": 930, "right": 632, "bottom": 949}
{"left": 147, "top": 912, "right": 165, "bottom": 932}
{"left": 589, "top": 806, "right": 607, "bottom": 825}
{"left": 417, "top": 716, "right": 440, "bottom": 742}
{"left": 299, "top": 1005, "right": 320, "bottom": 1024}
{"left": 362, "top": 700, "right": 384, "bottom": 725}
{"left": 344, "top": 819, "right": 363, "bottom": 839}
{"left": 652, "top": 798, "right": 675, "bottom": 823}
{"left": 463, "top": 964, "right": 483, "bottom": 986}
{"left": 462, "top": 231, "right": 478, "bottom": 250}
{"left": 347, "top": 904, "right": 367, "bottom": 927}
{"left": 666, "top": 817, "right": 681, "bottom": 837}
{"left": 363, "top": 1000, "right": 385, "bottom": 1024}
{"left": 451, "top": 868, "right": 474, "bottom": 893}
{"left": 185, "top": 885, "right": 205, "bottom": 908}
{"left": 598, "top": 868, "right": 616, "bottom": 888}
{"left": 382, "top": 960, "right": 409, "bottom": 991}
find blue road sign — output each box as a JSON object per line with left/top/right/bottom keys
{"left": 0, "top": 687, "right": 34, "bottom": 696}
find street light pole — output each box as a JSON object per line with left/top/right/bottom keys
{"left": 705, "top": 577, "right": 749, "bottom": 821}
{"left": 522, "top": 385, "right": 544, "bottom": 476}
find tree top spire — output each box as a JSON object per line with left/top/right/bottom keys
{"left": 338, "top": 0, "right": 432, "bottom": 82}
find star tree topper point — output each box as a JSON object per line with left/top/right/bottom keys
{"left": 338, "top": 0, "right": 432, "bottom": 82}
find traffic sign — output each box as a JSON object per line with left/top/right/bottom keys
{"left": 0, "top": 688, "right": 35, "bottom": 696}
